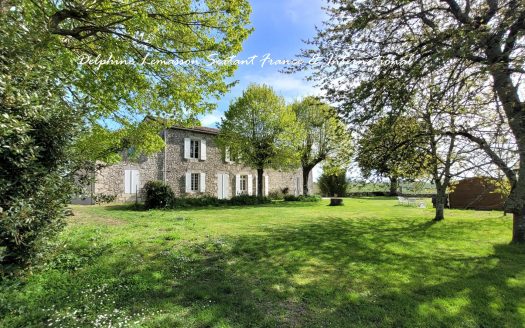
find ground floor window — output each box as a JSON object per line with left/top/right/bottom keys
{"left": 191, "top": 173, "right": 200, "bottom": 192}
{"left": 240, "top": 175, "right": 248, "bottom": 193}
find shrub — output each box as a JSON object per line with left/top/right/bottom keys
{"left": 229, "top": 195, "right": 271, "bottom": 205}
{"left": 284, "top": 195, "right": 299, "bottom": 201}
{"left": 1, "top": 68, "right": 80, "bottom": 270}
{"left": 173, "top": 196, "right": 229, "bottom": 208}
{"left": 284, "top": 195, "right": 321, "bottom": 202}
{"left": 268, "top": 190, "right": 285, "bottom": 200}
{"left": 143, "top": 181, "right": 175, "bottom": 209}
{"left": 318, "top": 168, "right": 348, "bottom": 197}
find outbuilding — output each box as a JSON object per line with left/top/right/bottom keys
{"left": 448, "top": 177, "right": 507, "bottom": 211}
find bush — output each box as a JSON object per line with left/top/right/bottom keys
{"left": 143, "top": 181, "right": 175, "bottom": 209}
{"left": 229, "top": 195, "right": 271, "bottom": 205}
{"left": 1, "top": 64, "right": 80, "bottom": 270}
{"left": 143, "top": 191, "right": 270, "bottom": 209}
{"left": 284, "top": 195, "right": 321, "bottom": 202}
{"left": 318, "top": 169, "right": 348, "bottom": 197}
{"left": 173, "top": 196, "right": 229, "bottom": 208}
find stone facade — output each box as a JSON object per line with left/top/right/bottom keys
{"left": 79, "top": 126, "right": 311, "bottom": 203}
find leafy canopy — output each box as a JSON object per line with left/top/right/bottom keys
{"left": 291, "top": 96, "right": 352, "bottom": 170}
{"left": 218, "top": 84, "right": 301, "bottom": 170}
{"left": 356, "top": 116, "right": 431, "bottom": 180}
{"left": 2, "top": 0, "right": 252, "bottom": 161}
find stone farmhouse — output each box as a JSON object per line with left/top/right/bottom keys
{"left": 75, "top": 126, "right": 311, "bottom": 203}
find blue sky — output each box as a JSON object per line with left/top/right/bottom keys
{"left": 199, "top": 0, "right": 327, "bottom": 128}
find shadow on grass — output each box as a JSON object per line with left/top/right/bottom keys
{"left": 2, "top": 218, "right": 524, "bottom": 327}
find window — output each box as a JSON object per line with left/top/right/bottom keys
{"left": 240, "top": 175, "right": 248, "bottom": 193}
{"left": 190, "top": 139, "right": 199, "bottom": 159}
{"left": 191, "top": 173, "right": 200, "bottom": 192}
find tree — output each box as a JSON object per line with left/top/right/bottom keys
{"left": 356, "top": 116, "right": 430, "bottom": 196}
{"left": 1, "top": 0, "right": 252, "bottom": 268}
{"left": 318, "top": 165, "right": 348, "bottom": 197}
{"left": 295, "top": 0, "right": 525, "bottom": 243}
{"left": 0, "top": 36, "right": 80, "bottom": 269}
{"left": 2, "top": 0, "right": 251, "bottom": 161}
{"left": 218, "top": 84, "right": 301, "bottom": 196}
{"left": 291, "top": 97, "right": 352, "bottom": 195}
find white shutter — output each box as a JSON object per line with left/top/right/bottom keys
{"left": 235, "top": 174, "right": 240, "bottom": 195}
{"left": 224, "top": 174, "right": 230, "bottom": 199}
{"left": 254, "top": 175, "right": 258, "bottom": 196}
{"left": 200, "top": 139, "right": 206, "bottom": 160}
{"left": 132, "top": 170, "right": 140, "bottom": 194}
{"left": 264, "top": 175, "right": 269, "bottom": 196}
{"left": 217, "top": 174, "right": 223, "bottom": 199}
{"left": 225, "top": 148, "right": 231, "bottom": 163}
{"left": 247, "top": 174, "right": 253, "bottom": 196}
{"left": 124, "top": 170, "right": 131, "bottom": 193}
{"left": 184, "top": 138, "right": 190, "bottom": 159}
{"left": 199, "top": 173, "right": 206, "bottom": 192}
{"left": 185, "top": 172, "right": 191, "bottom": 193}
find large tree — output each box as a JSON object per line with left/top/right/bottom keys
{"left": 0, "top": 0, "right": 251, "bottom": 268}
{"left": 2, "top": 0, "right": 252, "bottom": 157}
{"left": 218, "top": 84, "right": 300, "bottom": 197}
{"left": 296, "top": 0, "right": 525, "bottom": 243}
{"left": 291, "top": 96, "right": 352, "bottom": 195}
{"left": 356, "top": 116, "right": 430, "bottom": 196}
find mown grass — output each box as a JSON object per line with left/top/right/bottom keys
{"left": 1, "top": 198, "right": 524, "bottom": 327}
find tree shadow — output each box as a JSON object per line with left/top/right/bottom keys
{"left": 5, "top": 217, "right": 523, "bottom": 327}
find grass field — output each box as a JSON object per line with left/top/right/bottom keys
{"left": 1, "top": 198, "right": 524, "bottom": 327}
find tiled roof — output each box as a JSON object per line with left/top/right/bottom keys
{"left": 170, "top": 125, "right": 220, "bottom": 135}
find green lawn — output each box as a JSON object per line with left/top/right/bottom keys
{"left": 1, "top": 198, "right": 524, "bottom": 328}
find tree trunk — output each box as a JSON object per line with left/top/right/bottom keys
{"left": 513, "top": 209, "right": 525, "bottom": 243}
{"left": 434, "top": 183, "right": 446, "bottom": 221}
{"left": 257, "top": 168, "right": 264, "bottom": 197}
{"left": 302, "top": 166, "right": 311, "bottom": 195}
{"left": 510, "top": 151, "right": 525, "bottom": 243}
{"left": 389, "top": 176, "right": 398, "bottom": 196}
{"left": 485, "top": 48, "right": 525, "bottom": 243}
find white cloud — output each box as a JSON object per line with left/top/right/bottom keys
{"left": 200, "top": 112, "right": 223, "bottom": 128}
{"left": 241, "top": 72, "right": 323, "bottom": 102}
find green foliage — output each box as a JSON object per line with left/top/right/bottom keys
{"left": 291, "top": 96, "right": 352, "bottom": 170}
{"left": 0, "top": 0, "right": 252, "bottom": 268}
{"left": 228, "top": 195, "right": 272, "bottom": 206}
{"left": 143, "top": 181, "right": 175, "bottom": 210}
{"left": 0, "top": 9, "right": 82, "bottom": 269}
{"left": 218, "top": 84, "right": 302, "bottom": 172}
{"left": 173, "top": 196, "right": 227, "bottom": 208}
{"left": 318, "top": 167, "right": 348, "bottom": 197}
{"left": 142, "top": 191, "right": 271, "bottom": 209}
{"left": 356, "top": 116, "right": 431, "bottom": 180}
{"left": 283, "top": 195, "right": 321, "bottom": 202}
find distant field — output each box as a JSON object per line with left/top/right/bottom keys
{"left": 1, "top": 198, "right": 523, "bottom": 328}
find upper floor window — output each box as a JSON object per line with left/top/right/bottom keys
{"left": 184, "top": 138, "right": 206, "bottom": 160}
{"left": 190, "top": 139, "right": 199, "bottom": 159}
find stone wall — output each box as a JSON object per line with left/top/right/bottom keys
{"left": 93, "top": 127, "right": 312, "bottom": 202}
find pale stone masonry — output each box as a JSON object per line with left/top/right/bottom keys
{"left": 75, "top": 126, "right": 312, "bottom": 203}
